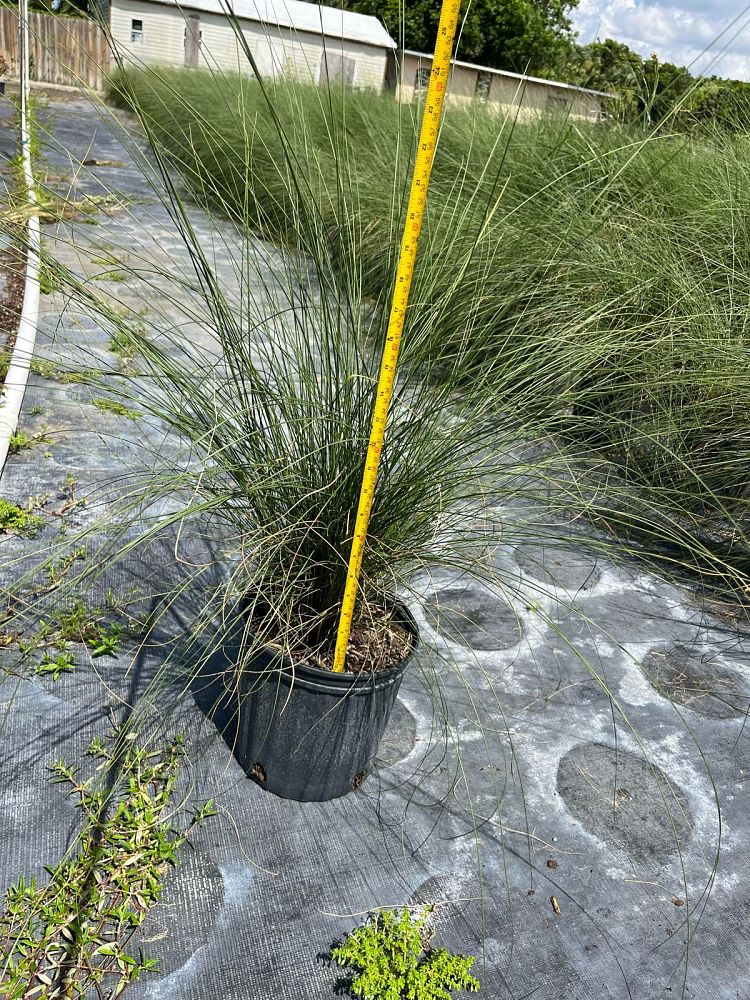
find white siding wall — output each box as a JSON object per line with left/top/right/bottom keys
{"left": 396, "top": 51, "right": 604, "bottom": 122}
{"left": 490, "top": 75, "right": 602, "bottom": 121}
{"left": 274, "top": 29, "right": 386, "bottom": 89}
{"left": 109, "top": 0, "right": 388, "bottom": 90}
{"left": 110, "top": 0, "right": 185, "bottom": 67}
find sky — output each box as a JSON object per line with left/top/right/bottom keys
{"left": 573, "top": 0, "right": 750, "bottom": 80}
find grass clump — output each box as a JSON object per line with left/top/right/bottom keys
{"left": 55, "top": 73, "right": 517, "bottom": 662}
{"left": 331, "top": 907, "right": 479, "bottom": 1000}
{"left": 108, "top": 67, "right": 750, "bottom": 584}
{"left": 0, "top": 499, "right": 44, "bottom": 537}
{"left": 90, "top": 280, "right": 506, "bottom": 652}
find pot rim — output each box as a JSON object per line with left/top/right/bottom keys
{"left": 242, "top": 598, "right": 420, "bottom": 689}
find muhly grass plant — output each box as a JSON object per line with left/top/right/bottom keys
{"left": 25, "top": 64, "right": 547, "bottom": 674}
{"left": 105, "top": 66, "right": 750, "bottom": 600}
{"left": 50, "top": 201, "right": 524, "bottom": 666}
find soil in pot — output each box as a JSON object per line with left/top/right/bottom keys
{"left": 192, "top": 602, "right": 419, "bottom": 802}
{"left": 285, "top": 607, "right": 413, "bottom": 674}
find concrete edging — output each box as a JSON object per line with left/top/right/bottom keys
{"left": 0, "top": 94, "right": 41, "bottom": 476}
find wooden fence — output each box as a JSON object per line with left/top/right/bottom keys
{"left": 0, "top": 10, "right": 109, "bottom": 91}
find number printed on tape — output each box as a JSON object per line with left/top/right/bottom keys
{"left": 331, "top": 0, "right": 460, "bottom": 672}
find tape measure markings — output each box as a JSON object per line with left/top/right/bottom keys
{"left": 332, "top": 0, "right": 460, "bottom": 672}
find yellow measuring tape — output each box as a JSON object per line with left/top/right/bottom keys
{"left": 332, "top": 0, "right": 460, "bottom": 673}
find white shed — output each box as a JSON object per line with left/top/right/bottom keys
{"left": 105, "top": 0, "right": 396, "bottom": 91}
{"left": 395, "top": 50, "right": 614, "bottom": 122}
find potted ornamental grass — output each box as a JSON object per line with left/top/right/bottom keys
{"left": 29, "top": 14, "right": 519, "bottom": 801}
{"left": 43, "top": 84, "right": 515, "bottom": 802}
{"left": 68, "top": 234, "right": 505, "bottom": 801}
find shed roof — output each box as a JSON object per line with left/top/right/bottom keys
{"left": 148, "top": 0, "right": 396, "bottom": 49}
{"left": 402, "top": 50, "right": 615, "bottom": 99}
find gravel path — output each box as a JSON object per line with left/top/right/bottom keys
{"left": 0, "top": 94, "right": 748, "bottom": 1000}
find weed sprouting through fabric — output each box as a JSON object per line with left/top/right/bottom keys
{"left": 0, "top": 734, "right": 215, "bottom": 999}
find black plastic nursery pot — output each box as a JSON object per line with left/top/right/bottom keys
{"left": 236, "top": 603, "right": 419, "bottom": 802}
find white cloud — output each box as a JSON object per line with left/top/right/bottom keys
{"left": 573, "top": 0, "right": 750, "bottom": 80}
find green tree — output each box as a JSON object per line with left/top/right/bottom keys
{"left": 337, "top": 0, "right": 579, "bottom": 75}
{"left": 688, "top": 77, "right": 750, "bottom": 131}
{"left": 567, "top": 40, "right": 694, "bottom": 125}
{"left": 567, "top": 39, "right": 642, "bottom": 97}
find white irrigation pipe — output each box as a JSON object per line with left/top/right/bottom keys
{"left": 0, "top": 0, "right": 41, "bottom": 475}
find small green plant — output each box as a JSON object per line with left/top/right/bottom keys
{"left": 0, "top": 734, "right": 214, "bottom": 998}
{"left": 48, "top": 473, "right": 86, "bottom": 520}
{"left": 44, "top": 546, "right": 86, "bottom": 590}
{"left": 29, "top": 358, "right": 59, "bottom": 380}
{"left": 28, "top": 601, "right": 122, "bottom": 658}
{"left": 94, "top": 270, "right": 126, "bottom": 282}
{"left": 36, "top": 649, "right": 76, "bottom": 680}
{"left": 39, "top": 264, "right": 61, "bottom": 295}
{"left": 108, "top": 326, "right": 145, "bottom": 370}
{"left": 92, "top": 397, "right": 141, "bottom": 420}
{"left": 30, "top": 358, "right": 101, "bottom": 385}
{"left": 331, "top": 908, "right": 479, "bottom": 1000}
{"left": 62, "top": 367, "right": 100, "bottom": 384}
{"left": 47, "top": 600, "right": 93, "bottom": 642}
{"left": 9, "top": 428, "right": 52, "bottom": 454}
{"left": 29, "top": 405, "right": 44, "bottom": 416}
{"left": 0, "top": 499, "right": 44, "bottom": 537}
{"left": 89, "top": 251, "right": 120, "bottom": 266}
{"left": 86, "top": 622, "right": 122, "bottom": 657}
{"left": 8, "top": 431, "right": 31, "bottom": 454}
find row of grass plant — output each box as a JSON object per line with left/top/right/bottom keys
{"left": 104, "top": 66, "right": 750, "bottom": 594}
